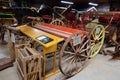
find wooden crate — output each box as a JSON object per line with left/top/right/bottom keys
{"left": 16, "top": 47, "right": 41, "bottom": 80}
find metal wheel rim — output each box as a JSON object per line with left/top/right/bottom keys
{"left": 89, "top": 25, "right": 105, "bottom": 58}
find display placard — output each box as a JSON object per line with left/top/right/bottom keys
{"left": 73, "top": 36, "right": 81, "bottom": 46}
{"left": 36, "top": 35, "right": 53, "bottom": 44}
{"left": 96, "top": 27, "right": 100, "bottom": 34}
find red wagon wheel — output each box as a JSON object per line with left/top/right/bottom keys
{"left": 59, "top": 31, "right": 91, "bottom": 77}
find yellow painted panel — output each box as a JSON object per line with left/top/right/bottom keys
{"left": 17, "top": 25, "right": 64, "bottom": 48}
{"left": 43, "top": 44, "right": 57, "bottom": 54}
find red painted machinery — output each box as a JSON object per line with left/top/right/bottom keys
{"left": 98, "top": 12, "right": 120, "bottom": 59}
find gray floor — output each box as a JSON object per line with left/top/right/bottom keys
{"left": 0, "top": 39, "right": 120, "bottom": 80}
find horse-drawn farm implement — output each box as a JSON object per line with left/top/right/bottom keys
{"left": 7, "top": 19, "right": 105, "bottom": 80}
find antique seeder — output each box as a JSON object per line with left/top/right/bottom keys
{"left": 13, "top": 19, "right": 105, "bottom": 80}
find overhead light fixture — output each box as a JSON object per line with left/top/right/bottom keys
{"left": 88, "top": 2, "right": 98, "bottom": 6}
{"left": 61, "top": 0, "right": 74, "bottom": 5}
{"left": 87, "top": 6, "right": 97, "bottom": 12}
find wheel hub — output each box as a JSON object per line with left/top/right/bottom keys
{"left": 94, "top": 39, "right": 99, "bottom": 44}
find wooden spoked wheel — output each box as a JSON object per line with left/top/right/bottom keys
{"left": 32, "top": 17, "right": 44, "bottom": 26}
{"left": 59, "top": 31, "right": 91, "bottom": 77}
{"left": 89, "top": 25, "right": 105, "bottom": 58}
{"left": 50, "top": 19, "right": 64, "bottom": 26}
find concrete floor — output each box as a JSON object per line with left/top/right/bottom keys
{"left": 0, "top": 39, "right": 120, "bottom": 80}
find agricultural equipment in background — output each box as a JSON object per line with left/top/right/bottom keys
{"left": 51, "top": 6, "right": 80, "bottom": 28}
{"left": 1, "top": 4, "right": 53, "bottom": 25}
{"left": 21, "top": 4, "right": 53, "bottom": 24}
{"left": 98, "top": 12, "right": 120, "bottom": 59}
{"left": 51, "top": 6, "right": 98, "bottom": 31}
{"left": 85, "top": 11, "right": 120, "bottom": 59}
{"left": 0, "top": 12, "right": 18, "bottom": 70}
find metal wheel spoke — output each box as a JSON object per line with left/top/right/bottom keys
{"left": 90, "top": 40, "right": 94, "bottom": 42}
{"left": 91, "top": 44, "right": 96, "bottom": 49}
{"left": 92, "top": 33, "right": 95, "bottom": 40}
{"left": 98, "top": 35, "right": 103, "bottom": 40}
{"left": 91, "top": 42, "right": 101, "bottom": 51}
{"left": 91, "top": 43, "right": 95, "bottom": 46}
{"left": 98, "top": 30, "right": 103, "bottom": 38}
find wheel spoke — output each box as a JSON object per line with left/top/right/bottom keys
{"left": 73, "top": 60, "right": 81, "bottom": 74}
{"left": 70, "top": 42, "right": 76, "bottom": 52}
{"left": 90, "top": 40, "right": 94, "bottom": 42}
{"left": 91, "top": 42, "right": 95, "bottom": 46}
{"left": 92, "top": 33, "right": 95, "bottom": 40}
{"left": 75, "top": 44, "right": 79, "bottom": 51}
{"left": 64, "top": 51, "right": 75, "bottom": 55}
{"left": 77, "top": 40, "right": 89, "bottom": 52}
{"left": 64, "top": 58, "right": 74, "bottom": 71}
{"left": 69, "top": 58, "right": 76, "bottom": 75}
{"left": 77, "top": 56, "right": 83, "bottom": 65}
{"left": 98, "top": 35, "right": 103, "bottom": 40}
{"left": 62, "top": 56, "right": 74, "bottom": 64}
{"left": 80, "top": 46, "right": 90, "bottom": 53}
{"left": 81, "top": 40, "right": 89, "bottom": 49}
{"left": 75, "top": 62, "right": 78, "bottom": 72}
{"left": 98, "top": 30, "right": 103, "bottom": 38}
{"left": 91, "top": 42, "right": 101, "bottom": 52}
{"left": 80, "top": 54, "right": 88, "bottom": 58}
{"left": 63, "top": 58, "right": 73, "bottom": 72}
